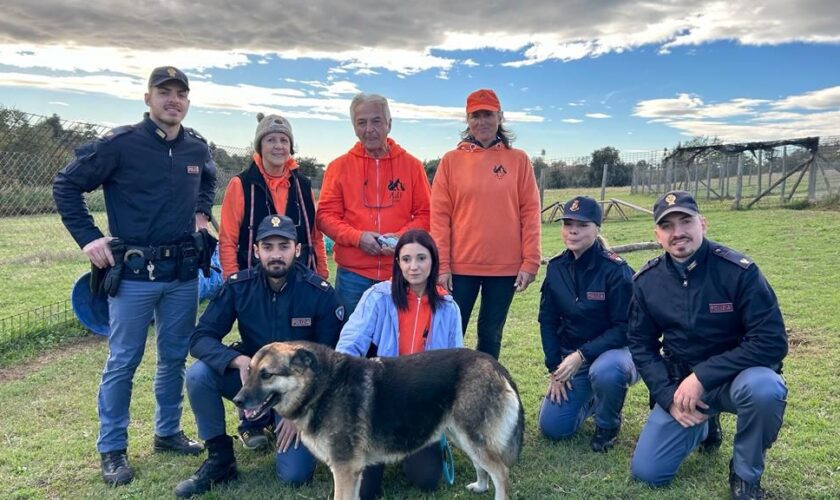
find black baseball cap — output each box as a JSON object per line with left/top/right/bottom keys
{"left": 256, "top": 215, "right": 297, "bottom": 242}
{"left": 653, "top": 190, "right": 701, "bottom": 224}
{"left": 562, "top": 196, "right": 603, "bottom": 226}
{"left": 148, "top": 66, "right": 190, "bottom": 90}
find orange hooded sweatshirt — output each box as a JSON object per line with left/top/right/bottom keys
{"left": 431, "top": 140, "right": 541, "bottom": 277}
{"left": 218, "top": 154, "right": 329, "bottom": 279}
{"left": 317, "top": 138, "right": 431, "bottom": 281}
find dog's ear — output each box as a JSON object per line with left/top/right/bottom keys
{"left": 290, "top": 348, "right": 318, "bottom": 374}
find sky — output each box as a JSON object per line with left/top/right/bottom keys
{"left": 1, "top": 0, "right": 838, "bottom": 163}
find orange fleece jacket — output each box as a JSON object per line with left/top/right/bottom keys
{"left": 397, "top": 289, "right": 432, "bottom": 355}
{"left": 431, "top": 141, "right": 541, "bottom": 276}
{"left": 218, "top": 155, "right": 328, "bottom": 279}
{"left": 317, "top": 138, "right": 431, "bottom": 281}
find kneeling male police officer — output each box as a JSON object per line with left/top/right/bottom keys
{"left": 628, "top": 191, "right": 788, "bottom": 500}
{"left": 175, "top": 214, "right": 345, "bottom": 497}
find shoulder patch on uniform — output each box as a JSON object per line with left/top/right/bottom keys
{"left": 601, "top": 249, "right": 626, "bottom": 265}
{"left": 633, "top": 256, "right": 661, "bottom": 281}
{"left": 186, "top": 127, "right": 208, "bottom": 144}
{"left": 711, "top": 244, "right": 753, "bottom": 269}
{"left": 100, "top": 125, "right": 134, "bottom": 143}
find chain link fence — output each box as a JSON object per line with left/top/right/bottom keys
{"left": 2, "top": 106, "right": 838, "bottom": 346}
{"left": 0, "top": 108, "right": 252, "bottom": 347}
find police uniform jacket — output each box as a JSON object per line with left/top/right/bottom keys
{"left": 628, "top": 238, "right": 788, "bottom": 411}
{"left": 539, "top": 240, "right": 634, "bottom": 372}
{"left": 53, "top": 114, "right": 217, "bottom": 280}
{"left": 189, "top": 263, "right": 344, "bottom": 375}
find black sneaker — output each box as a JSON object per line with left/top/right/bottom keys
{"left": 590, "top": 425, "right": 620, "bottom": 453}
{"left": 700, "top": 414, "right": 723, "bottom": 453}
{"left": 729, "top": 460, "right": 765, "bottom": 500}
{"left": 238, "top": 428, "right": 270, "bottom": 450}
{"left": 100, "top": 450, "right": 134, "bottom": 486}
{"left": 154, "top": 431, "right": 204, "bottom": 455}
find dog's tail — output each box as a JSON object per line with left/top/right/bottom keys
{"left": 501, "top": 376, "right": 525, "bottom": 467}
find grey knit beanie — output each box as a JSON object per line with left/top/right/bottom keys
{"left": 254, "top": 113, "right": 294, "bottom": 153}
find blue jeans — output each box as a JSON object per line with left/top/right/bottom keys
{"left": 335, "top": 267, "right": 377, "bottom": 317}
{"left": 97, "top": 278, "right": 198, "bottom": 453}
{"left": 538, "top": 347, "right": 639, "bottom": 439}
{"left": 631, "top": 367, "right": 787, "bottom": 486}
{"left": 186, "top": 360, "right": 316, "bottom": 485}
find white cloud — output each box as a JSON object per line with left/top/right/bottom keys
{"left": 461, "top": 58, "right": 479, "bottom": 67}
{"left": 585, "top": 113, "right": 611, "bottom": 119}
{"left": 773, "top": 86, "right": 840, "bottom": 110}
{"left": 562, "top": 118, "right": 583, "bottom": 124}
{"left": 48, "top": 101, "right": 68, "bottom": 106}
{"left": 0, "top": 71, "right": 543, "bottom": 123}
{"left": 633, "top": 88, "right": 840, "bottom": 142}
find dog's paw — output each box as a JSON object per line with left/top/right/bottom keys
{"left": 466, "top": 481, "right": 489, "bottom": 493}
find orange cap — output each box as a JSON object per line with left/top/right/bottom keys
{"left": 466, "top": 88, "right": 501, "bottom": 114}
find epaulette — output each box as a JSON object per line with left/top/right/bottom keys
{"left": 226, "top": 267, "right": 258, "bottom": 284}
{"left": 186, "top": 127, "right": 208, "bottom": 144}
{"left": 601, "top": 249, "right": 627, "bottom": 265}
{"left": 633, "top": 256, "right": 661, "bottom": 281}
{"left": 547, "top": 250, "right": 568, "bottom": 263}
{"left": 100, "top": 125, "right": 134, "bottom": 143}
{"left": 304, "top": 272, "right": 332, "bottom": 292}
{"left": 711, "top": 243, "right": 753, "bottom": 269}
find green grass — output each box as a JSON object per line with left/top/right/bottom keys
{"left": 1, "top": 188, "right": 839, "bottom": 498}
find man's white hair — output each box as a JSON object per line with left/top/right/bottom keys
{"left": 350, "top": 93, "right": 391, "bottom": 124}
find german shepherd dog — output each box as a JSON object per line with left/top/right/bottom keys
{"left": 233, "top": 341, "right": 524, "bottom": 500}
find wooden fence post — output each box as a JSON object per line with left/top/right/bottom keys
{"left": 600, "top": 162, "right": 608, "bottom": 201}
{"left": 733, "top": 152, "right": 744, "bottom": 209}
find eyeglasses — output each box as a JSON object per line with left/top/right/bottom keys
{"left": 361, "top": 156, "right": 397, "bottom": 209}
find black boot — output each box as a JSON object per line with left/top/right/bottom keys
{"left": 700, "top": 414, "right": 723, "bottom": 453}
{"left": 174, "top": 435, "right": 238, "bottom": 497}
{"left": 590, "top": 425, "right": 621, "bottom": 453}
{"left": 729, "top": 459, "right": 765, "bottom": 500}
{"left": 100, "top": 449, "right": 134, "bottom": 486}
{"left": 154, "top": 430, "right": 205, "bottom": 455}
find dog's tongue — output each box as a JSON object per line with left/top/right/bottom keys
{"left": 243, "top": 408, "right": 258, "bottom": 420}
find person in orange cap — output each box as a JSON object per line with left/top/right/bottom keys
{"left": 430, "top": 88, "right": 541, "bottom": 359}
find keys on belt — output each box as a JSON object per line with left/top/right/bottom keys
{"left": 124, "top": 248, "right": 158, "bottom": 280}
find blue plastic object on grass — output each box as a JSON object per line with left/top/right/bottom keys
{"left": 71, "top": 271, "right": 110, "bottom": 336}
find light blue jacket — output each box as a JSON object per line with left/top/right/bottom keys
{"left": 336, "top": 281, "right": 464, "bottom": 357}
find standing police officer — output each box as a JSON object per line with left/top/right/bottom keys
{"left": 53, "top": 66, "right": 216, "bottom": 486}
{"left": 628, "top": 191, "right": 788, "bottom": 500}
{"left": 175, "top": 215, "right": 344, "bottom": 497}
{"left": 537, "top": 196, "right": 639, "bottom": 452}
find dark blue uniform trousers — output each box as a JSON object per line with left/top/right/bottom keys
{"left": 538, "top": 347, "right": 639, "bottom": 439}
{"left": 186, "top": 360, "right": 316, "bottom": 485}
{"left": 632, "top": 366, "right": 787, "bottom": 486}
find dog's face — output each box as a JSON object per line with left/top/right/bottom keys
{"left": 232, "top": 342, "right": 319, "bottom": 421}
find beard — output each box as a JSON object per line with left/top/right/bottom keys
{"left": 263, "top": 259, "right": 293, "bottom": 279}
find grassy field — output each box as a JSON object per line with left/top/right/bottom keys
{"left": 1, "top": 188, "right": 839, "bottom": 499}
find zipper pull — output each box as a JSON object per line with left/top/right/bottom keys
{"left": 169, "top": 148, "right": 172, "bottom": 158}
{"left": 682, "top": 279, "right": 688, "bottom": 288}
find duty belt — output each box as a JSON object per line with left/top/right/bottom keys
{"left": 123, "top": 243, "right": 181, "bottom": 281}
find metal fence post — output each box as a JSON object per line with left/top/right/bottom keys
{"left": 780, "top": 146, "right": 787, "bottom": 201}
{"left": 600, "top": 162, "right": 608, "bottom": 201}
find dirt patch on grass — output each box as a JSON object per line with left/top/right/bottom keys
{"left": 0, "top": 334, "right": 104, "bottom": 384}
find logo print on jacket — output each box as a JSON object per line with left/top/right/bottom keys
{"left": 492, "top": 164, "right": 507, "bottom": 179}
{"left": 388, "top": 178, "right": 405, "bottom": 202}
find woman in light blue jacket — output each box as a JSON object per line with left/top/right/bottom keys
{"left": 335, "top": 228, "right": 462, "bottom": 500}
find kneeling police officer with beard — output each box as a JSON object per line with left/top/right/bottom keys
{"left": 175, "top": 215, "right": 345, "bottom": 497}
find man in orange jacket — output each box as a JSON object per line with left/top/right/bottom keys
{"left": 317, "top": 93, "right": 431, "bottom": 314}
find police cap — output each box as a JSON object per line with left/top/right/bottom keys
{"left": 654, "top": 190, "right": 700, "bottom": 224}
{"left": 148, "top": 66, "right": 190, "bottom": 90}
{"left": 562, "top": 196, "right": 602, "bottom": 226}
{"left": 256, "top": 215, "right": 297, "bottom": 242}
